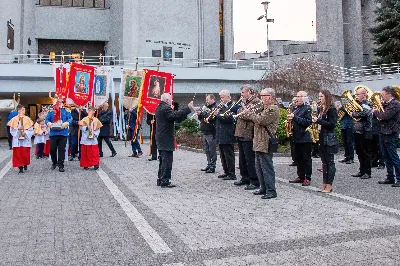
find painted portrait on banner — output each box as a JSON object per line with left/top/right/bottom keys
{"left": 93, "top": 67, "right": 110, "bottom": 107}
{"left": 95, "top": 75, "right": 107, "bottom": 96}
{"left": 74, "top": 72, "right": 89, "bottom": 94}
{"left": 147, "top": 76, "right": 166, "bottom": 99}
{"left": 122, "top": 69, "right": 143, "bottom": 109}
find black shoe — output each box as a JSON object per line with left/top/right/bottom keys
{"left": 360, "top": 174, "right": 371, "bottom": 179}
{"left": 161, "top": 184, "right": 177, "bottom": 188}
{"left": 23, "top": 165, "right": 27, "bottom": 170}
{"left": 18, "top": 167, "right": 23, "bottom": 173}
{"left": 346, "top": 160, "right": 354, "bottom": 164}
{"left": 378, "top": 179, "right": 395, "bottom": 184}
{"left": 223, "top": 175, "right": 237, "bottom": 180}
{"left": 94, "top": 165, "right": 99, "bottom": 170}
{"left": 68, "top": 156, "right": 74, "bottom": 161}
{"left": 351, "top": 172, "right": 363, "bottom": 177}
{"left": 261, "top": 193, "right": 277, "bottom": 199}
{"left": 371, "top": 163, "right": 378, "bottom": 168}
{"left": 59, "top": 167, "right": 65, "bottom": 172}
{"left": 377, "top": 165, "right": 385, "bottom": 170}
{"left": 36, "top": 156, "right": 40, "bottom": 160}
{"left": 99, "top": 154, "right": 103, "bottom": 158}
{"left": 339, "top": 158, "right": 348, "bottom": 163}
{"left": 201, "top": 166, "right": 210, "bottom": 171}
{"left": 157, "top": 179, "right": 161, "bottom": 186}
{"left": 84, "top": 167, "right": 89, "bottom": 170}
{"left": 205, "top": 168, "right": 215, "bottom": 173}
{"left": 289, "top": 162, "right": 297, "bottom": 166}
{"left": 218, "top": 174, "right": 227, "bottom": 179}
{"left": 233, "top": 180, "right": 250, "bottom": 186}
{"left": 253, "top": 190, "right": 266, "bottom": 195}
{"left": 391, "top": 182, "right": 400, "bottom": 187}
{"left": 244, "top": 184, "right": 259, "bottom": 190}
{"left": 312, "top": 154, "right": 320, "bottom": 158}
{"left": 111, "top": 152, "right": 117, "bottom": 157}
{"left": 51, "top": 164, "right": 57, "bottom": 170}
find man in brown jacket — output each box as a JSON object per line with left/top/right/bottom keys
{"left": 233, "top": 85, "right": 263, "bottom": 190}
{"left": 238, "top": 88, "right": 280, "bottom": 199}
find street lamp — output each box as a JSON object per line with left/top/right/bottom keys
{"left": 258, "top": 1, "right": 274, "bottom": 71}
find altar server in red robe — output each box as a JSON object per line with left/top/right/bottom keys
{"left": 79, "top": 106, "right": 103, "bottom": 170}
{"left": 7, "top": 104, "right": 34, "bottom": 173}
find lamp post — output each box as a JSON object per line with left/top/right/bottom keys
{"left": 259, "top": 1, "right": 274, "bottom": 71}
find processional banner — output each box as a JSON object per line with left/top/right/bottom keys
{"left": 67, "top": 63, "right": 95, "bottom": 106}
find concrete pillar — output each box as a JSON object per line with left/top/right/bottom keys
{"left": 223, "top": 0, "right": 234, "bottom": 61}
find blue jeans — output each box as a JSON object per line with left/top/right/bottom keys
{"left": 380, "top": 134, "right": 400, "bottom": 181}
{"left": 255, "top": 152, "right": 276, "bottom": 195}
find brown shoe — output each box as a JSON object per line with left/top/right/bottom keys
{"left": 289, "top": 177, "right": 303, "bottom": 183}
{"left": 302, "top": 180, "right": 311, "bottom": 186}
{"left": 321, "top": 184, "right": 332, "bottom": 193}
{"left": 320, "top": 184, "right": 327, "bottom": 192}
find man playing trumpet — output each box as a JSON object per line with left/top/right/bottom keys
{"left": 372, "top": 86, "right": 400, "bottom": 187}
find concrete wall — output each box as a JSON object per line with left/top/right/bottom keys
{"left": 0, "top": 0, "right": 22, "bottom": 55}
{"left": 201, "top": 0, "right": 220, "bottom": 60}
{"left": 361, "top": 0, "right": 377, "bottom": 65}
{"left": 223, "top": 0, "right": 234, "bottom": 60}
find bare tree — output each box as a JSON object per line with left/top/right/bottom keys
{"left": 259, "top": 57, "right": 341, "bottom": 100}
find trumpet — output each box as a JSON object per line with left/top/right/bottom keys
{"left": 204, "top": 102, "right": 224, "bottom": 123}
{"left": 222, "top": 97, "right": 243, "bottom": 116}
{"left": 370, "top": 92, "right": 385, "bottom": 120}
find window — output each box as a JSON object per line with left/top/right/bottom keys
{"left": 7, "top": 21, "right": 14, "bottom": 50}
{"left": 39, "top": 0, "right": 105, "bottom": 8}
{"left": 152, "top": 50, "right": 161, "bottom": 57}
{"left": 175, "top": 52, "right": 183, "bottom": 58}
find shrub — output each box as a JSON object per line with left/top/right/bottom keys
{"left": 277, "top": 108, "right": 290, "bottom": 145}
{"left": 176, "top": 118, "right": 200, "bottom": 134}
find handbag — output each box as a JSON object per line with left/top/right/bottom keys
{"left": 265, "top": 126, "right": 279, "bottom": 153}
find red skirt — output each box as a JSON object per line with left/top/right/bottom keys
{"left": 80, "top": 144, "right": 100, "bottom": 168}
{"left": 43, "top": 140, "right": 50, "bottom": 156}
{"left": 12, "top": 147, "right": 31, "bottom": 168}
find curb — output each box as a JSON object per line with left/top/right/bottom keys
{"left": 178, "top": 145, "right": 291, "bottom": 157}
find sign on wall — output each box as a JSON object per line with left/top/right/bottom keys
{"left": 7, "top": 21, "right": 14, "bottom": 50}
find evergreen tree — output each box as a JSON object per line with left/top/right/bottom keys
{"left": 370, "top": 0, "right": 400, "bottom": 64}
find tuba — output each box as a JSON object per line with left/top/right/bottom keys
{"left": 392, "top": 85, "right": 400, "bottom": 101}
{"left": 18, "top": 116, "right": 26, "bottom": 140}
{"left": 305, "top": 104, "right": 320, "bottom": 143}
{"left": 340, "top": 90, "right": 363, "bottom": 121}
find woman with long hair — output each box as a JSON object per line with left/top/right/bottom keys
{"left": 312, "top": 90, "right": 339, "bottom": 193}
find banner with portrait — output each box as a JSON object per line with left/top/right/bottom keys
{"left": 121, "top": 69, "right": 143, "bottom": 110}
{"left": 53, "top": 63, "right": 70, "bottom": 100}
{"left": 67, "top": 63, "right": 95, "bottom": 106}
{"left": 139, "top": 69, "right": 174, "bottom": 115}
{"left": 93, "top": 67, "right": 110, "bottom": 107}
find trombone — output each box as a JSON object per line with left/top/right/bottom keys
{"left": 221, "top": 97, "right": 243, "bottom": 116}
{"left": 204, "top": 102, "right": 224, "bottom": 123}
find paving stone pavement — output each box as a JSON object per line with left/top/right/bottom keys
{"left": 0, "top": 139, "right": 399, "bottom": 265}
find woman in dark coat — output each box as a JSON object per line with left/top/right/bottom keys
{"left": 313, "top": 90, "right": 338, "bottom": 193}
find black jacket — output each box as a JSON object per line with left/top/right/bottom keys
{"left": 215, "top": 101, "right": 236, "bottom": 145}
{"left": 70, "top": 108, "right": 88, "bottom": 137}
{"left": 373, "top": 99, "right": 400, "bottom": 137}
{"left": 98, "top": 109, "right": 112, "bottom": 137}
{"left": 317, "top": 106, "right": 338, "bottom": 137}
{"left": 198, "top": 102, "right": 217, "bottom": 135}
{"left": 155, "top": 102, "right": 191, "bottom": 151}
{"left": 292, "top": 104, "right": 313, "bottom": 143}
{"left": 352, "top": 99, "right": 372, "bottom": 135}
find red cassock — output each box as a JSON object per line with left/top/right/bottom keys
{"left": 80, "top": 145, "right": 100, "bottom": 168}
{"left": 12, "top": 147, "right": 31, "bottom": 168}
{"left": 43, "top": 140, "right": 50, "bottom": 156}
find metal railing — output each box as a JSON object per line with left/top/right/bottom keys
{"left": 0, "top": 53, "right": 272, "bottom": 70}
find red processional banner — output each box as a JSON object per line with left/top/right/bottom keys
{"left": 54, "top": 63, "right": 69, "bottom": 100}
{"left": 139, "top": 69, "right": 174, "bottom": 115}
{"left": 67, "top": 63, "right": 95, "bottom": 106}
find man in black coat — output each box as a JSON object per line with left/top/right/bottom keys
{"left": 288, "top": 91, "right": 313, "bottom": 186}
{"left": 98, "top": 103, "right": 117, "bottom": 157}
{"left": 69, "top": 106, "right": 87, "bottom": 161}
{"left": 214, "top": 90, "right": 237, "bottom": 180}
{"left": 155, "top": 93, "right": 193, "bottom": 188}
{"left": 146, "top": 113, "right": 157, "bottom": 161}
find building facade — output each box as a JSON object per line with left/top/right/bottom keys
{"left": 0, "top": 0, "right": 234, "bottom": 61}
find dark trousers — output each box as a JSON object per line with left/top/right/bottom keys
{"left": 319, "top": 142, "right": 336, "bottom": 185}
{"left": 312, "top": 141, "right": 320, "bottom": 156}
{"left": 7, "top": 126, "right": 12, "bottom": 149}
{"left": 371, "top": 134, "right": 384, "bottom": 166}
{"left": 219, "top": 144, "right": 235, "bottom": 177}
{"left": 354, "top": 133, "right": 371, "bottom": 175}
{"left": 255, "top": 152, "right": 276, "bottom": 195}
{"left": 294, "top": 142, "right": 312, "bottom": 180}
{"left": 158, "top": 150, "right": 173, "bottom": 185}
{"left": 238, "top": 140, "right": 258, "bottom": 185}
{"left": 203, "top": 134, "right": 217, "bottom": 169}
{"left": 150, "top": 129, "right": 158, "bottom": 159}
{"left": 98, "top": 136, "right": 116, "bottom": 156}
{"left": 70, "top": 135, "right": 82, "bottom": 159}
{"left": 37, "top": 143, "right": 45, "bottom": 158}
{"left": 290, "top": 137, "right": 296, "bottom": 163}
{"left": 341, "top": 128, "right": 354, "bottom": 160}
{"left": 380, "top": 135, "right": 400, "bottom": 182}
{"left": 50, "top": 136, "right": 67, "bottom": 167}
{"left": 127, "top": 129, "right": 142, "bottom": 155}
